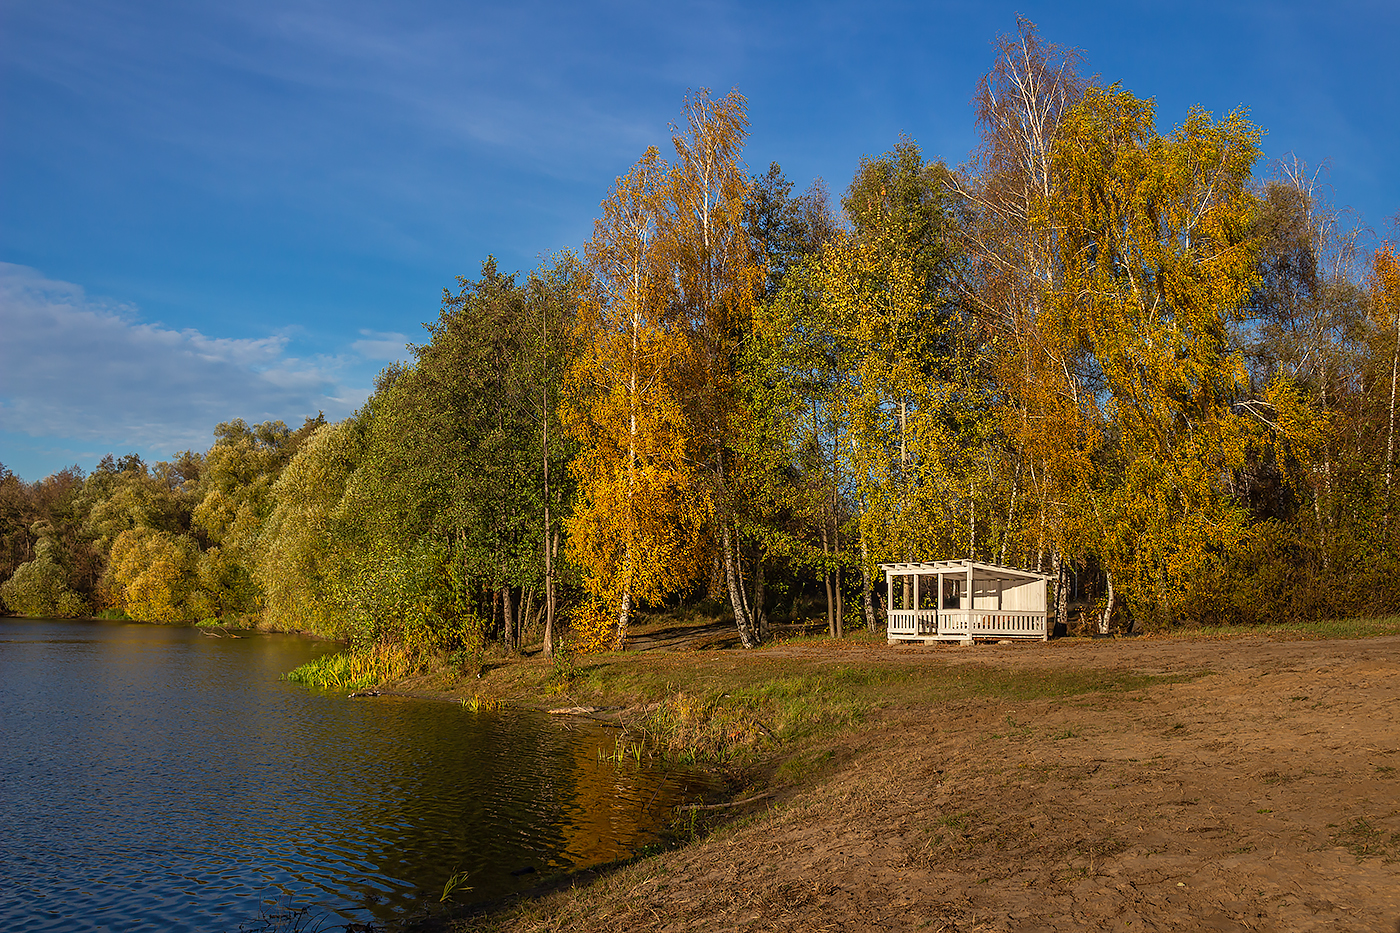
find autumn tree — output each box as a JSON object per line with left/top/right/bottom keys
{"left": 106, "top": 524, "right": 201, "bottom": 622}
{"left": 0, "top": 464, "right": 100, "bottom": 613}
{"left": 565, "top": 148, "right": 709, "bottom": 648}
{"left": 656, "top": 88, "right": 767, "bottom": 647}
{"left": 255, "top": 417, "right": 367, "bottom": 637}
{"left": 1373, "top": 247, "right": 1400, "bottom": 526}
{"left": 766, "top": 225, "right": 947, "bottom": 637}
{"left": 754, "top": 138, "right": 972, "bottom": 637}
{"left": 960, "top": 17, "right": 1089, "bottom": 625}
{"left": 0, "top": 519, "right": 90, "bottom": 617}
{"left": 1048, "top": 88, "right": 1264, "bottom": 628}
{"left": 192, "top": 417, "right": 321, "bottom": 618}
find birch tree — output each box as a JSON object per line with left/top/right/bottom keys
{"left": 1050, "top": 88, "right": 1264, "bottom": 628}
{"left": 655, "top": 89, "right": 766, "bottom": 647}
{"left": 564, "top": 148, "right": 709, "bottom": 649}
{"left": 960, "top": 17, "right": 1088, "bottom": 625}
{"left": 1372, "top": 248, "right": 1400, "bottom": 527}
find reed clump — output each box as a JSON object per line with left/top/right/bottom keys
{"left": 284, "top": 644, "right": 420, "bottom": 691}
{"left": 463, "top": 694, "right": 501, "bottom": 712}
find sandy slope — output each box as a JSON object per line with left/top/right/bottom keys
{"left": 468, "top": 635, "right": 1400, "bottom": 932}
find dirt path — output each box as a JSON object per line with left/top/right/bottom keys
{"left": 470, "top": 635, "right": 1400, "bottom": 932}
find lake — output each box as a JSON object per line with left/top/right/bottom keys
{"left": 0, "top": 618, "right": 710, "bottom": 932}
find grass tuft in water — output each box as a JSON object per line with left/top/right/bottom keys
{"left": 441, "top": 867, "right": 472, "bottom": 902}
{"left": 463, "top": 694, "right": 501, "bottom": 713}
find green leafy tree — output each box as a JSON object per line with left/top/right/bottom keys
{"left": 255, "top": 418, "right": 367, "bottom": 636}
{"left": 0, "top": 520, "right": 90, "bottom": 618}
{"left": 325, "top": 258, "right": 579, "bottom": 654}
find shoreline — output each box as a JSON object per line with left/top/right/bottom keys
{"left": 385, "top": 630, "right": 1400, "bottom": 932}
{"left": 12, "top": 615, "right": 1400, "bottom": 930}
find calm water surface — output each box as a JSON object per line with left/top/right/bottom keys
{"left": 0, "top": 618, "right": 711, "bottom": 932}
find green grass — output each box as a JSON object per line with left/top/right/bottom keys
{"left": 1330, "top": 816, "right": 1400, "bottom": 863}
{"left": 284, "top": 645, "right": 420, "bottom": 691}
{"left": 447, "top": 648, "right": 1205, "bottom": 766}
{"left": 1180, "top": 614, "right": 1400, "bottom": 640}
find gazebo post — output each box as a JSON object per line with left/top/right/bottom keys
{"left": 884, "top": 568, "right": 893, "bottom": 639}
{"left": 912, "top": 573, "right": 920, "bottom": 636}
{"left": 937, "top": 569, "right": 944, "bottom": 637}
{"left": 962, "top": 563, "right": 974, "bottom": 645}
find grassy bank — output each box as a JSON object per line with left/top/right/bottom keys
{"left": 287, "top": 611, "right": 1400, "bottom": 760}
{"left": 381, "top": 633, "right": 1202, "bottom": 769}
{"left": 448, "top": 633, "right": 1400, "bottom": 933}
{"left": 273, "top": 617, "right": 1400, "bottom": 931}
{"left": 284, "top": 644, "right": 421, "bottom": 691}
{"left": 1179, "top": 613, "right": 1400, "bottom": 640}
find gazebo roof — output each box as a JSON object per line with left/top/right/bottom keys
{"left": 879, "top": 559, "right": 1050, "bottom": 585}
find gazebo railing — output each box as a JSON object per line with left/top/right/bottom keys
{"left": 887, "top": 609, "right": 939, "bottom": 637}
{"left": 888, "top": 609, "right": 1048, "bottom": 640}
{"left": 939, "top": 610, "right": 1047, "bottom": 638}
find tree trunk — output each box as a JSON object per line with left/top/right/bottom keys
{"left": 968, "top": 478, "right": 977, "bottom": 560}
{"left": 1317, "top": 376, "right": 1333, "bottom": 570}
{"left": 732, "top": 523, "right": 755, "bottom": 624}
{"left": 543, "top": 530, "right": 557, "bottom": 657}
{"left": 503, "top": 585, "right": 516, "bottom": 651}
{"left": 832, "top": 484, "right": 843, "bottom": 638}
{"left": 1099, "top": 571, "right": 1114, "bottom": 636}
{"left": 820, "top": 515, "right": 834, "bottom": 637}
{"left": 1053, "top": 549, "right": 1068, "bottom": 633}
{"left": 616, "top": 589, "right": 631, "bottom": 649}
{"left": 829, "top": 417, "right": 843, "bottom": 638}
{"left": 1386, "top": 319, "right": 1398, "bottom": 526}
{"left": 722, "top": 523, "right": 758, "bottom": 648}
{"left": 522, "top": 586, "right": 538, "bottom": 641}
{"left": 491, "top": 588, "right": 502, "bottom": 643}
{"left": 1001, "top": 458, "right": 1020, "bottom": 565}
{"left": 542, "top": 333, "right": 554, "bottom": 658}
{"left": 752, "top": 555, "right": 767, "bottom": 639}
{"left": 860, "top": 528, "right": 877, "bottom": 633}
{"left": 833, "top": 566, "right": 844, "bottom": 638}
{"left": 1035, "top": 487, "right": 1047, "bottom": 573}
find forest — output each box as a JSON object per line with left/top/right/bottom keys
{"left": 3, "top": 22, "right": 1397, "bottom": 671}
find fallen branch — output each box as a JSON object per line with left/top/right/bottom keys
{"left": 679, "top": 791, "right": 776, "bottom": 811}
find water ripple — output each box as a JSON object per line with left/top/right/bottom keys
{"left": 0, "top": 619, "right": 712, "bottom": 931}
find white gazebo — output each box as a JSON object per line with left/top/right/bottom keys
{"left": 882, "top": 560, "right": 1051, "bottom": 644}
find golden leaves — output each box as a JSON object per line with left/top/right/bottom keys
{"left": 1044, "top": 87, "right": 1266, "bottom": 620}
{"left": 107, "top": 526, "right": 199, "bottom": 623}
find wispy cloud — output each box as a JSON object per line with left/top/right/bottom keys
{"left": 0, "top": 262, "right": 369, "bottom": 455}
{"left": 351, "top": 329, "right": 411, "bottom": 361}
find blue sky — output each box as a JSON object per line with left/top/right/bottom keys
{"left": 3, "top": 0, "right": 1396, "bottom": 482}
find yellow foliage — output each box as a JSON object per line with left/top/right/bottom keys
{"left": 107, "top": 526, "right": 200, "bottom": 623}
{"left": 255, "top": 421, "right": 361, "bottom": 637}
{"left": 566, "top": 597, "right": 619, "bottom": 655}
{"left": 564, "top": 142, "right": 713, "bottom": 642}
{"left": 1046, "top": 88, "right": 1264, "bottom": 621}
